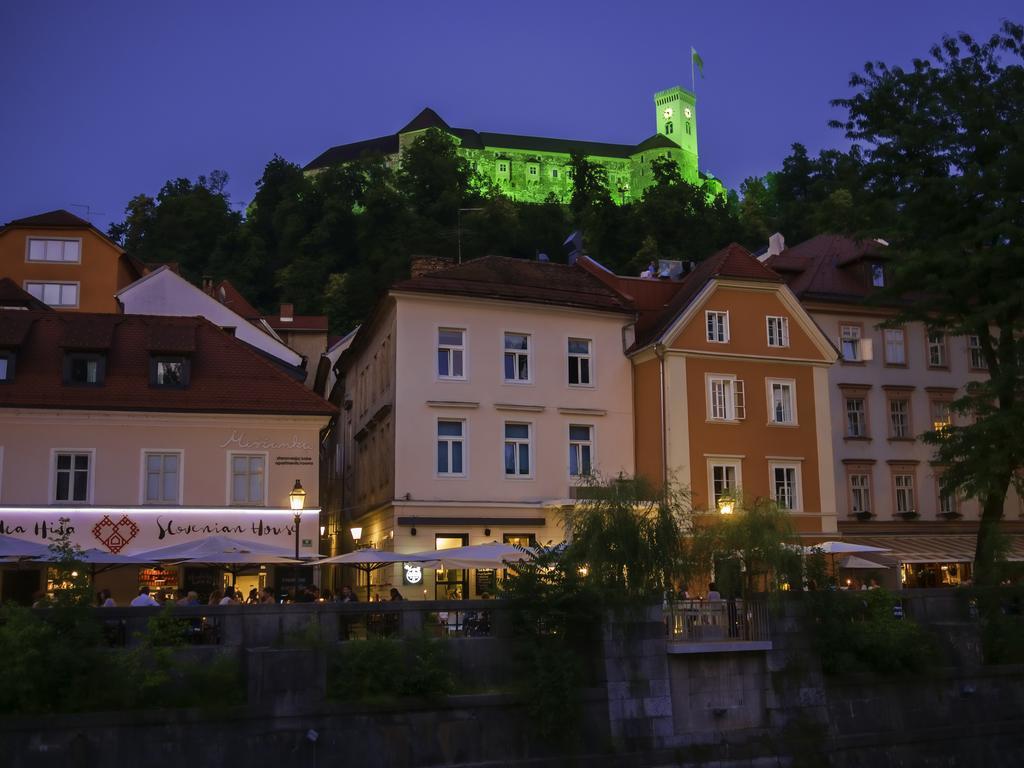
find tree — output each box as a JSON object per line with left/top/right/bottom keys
{"left": 107, "top": 171, "right": 245, "bottom": 284}
{"left": 832, "top": 22, "right": 1024, "bottom": 585}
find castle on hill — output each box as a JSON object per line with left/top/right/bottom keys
{"left": 305, "top": 86, "right": 723, "bottom": 204}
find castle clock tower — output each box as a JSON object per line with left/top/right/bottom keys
{"left": 653, "top": 86, "right": 698, "bottom": 176}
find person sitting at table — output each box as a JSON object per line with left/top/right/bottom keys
{"left": 130, "top": 586, "right": 160, "bottom": 607}
{"left": 99, "top": 589, "right": 117, "bottom": 607}
{"left": 339, "top": 586, "right": 358, "bottom": 603}
{"left": 207, "top": 589, "right": 224, "bottom": 606}
{"left": 706, "top": 582, "right": 721, "bottom": 601}
{"left": 389, "top": 588, "right": 404, "bottom": 601}
{"left": 219, "top": 588, "right": 237, "bottom": 605}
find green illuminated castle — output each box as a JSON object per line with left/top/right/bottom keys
{"left": 304, "top": 86, "right": 723, "bottom": 203}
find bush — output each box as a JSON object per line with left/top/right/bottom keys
{"left": 806, "top": 589, "right": 939, "bottom": 676}
{"left": 962, "top": 586, "right": 1024, "bottom": 664}
{"left": 328, "top": 636, "right": 452, "bottom": 702}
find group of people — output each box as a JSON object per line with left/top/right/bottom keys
{"left": 102, "top": 583, "right": 403, "bottom": 607}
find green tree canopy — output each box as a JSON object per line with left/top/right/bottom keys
{"left": 833, "top": 21, "right": 1024, "bottom": 584}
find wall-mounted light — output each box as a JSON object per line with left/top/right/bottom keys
{"left": 350, "top": 526, "right": 362, "bottom": 542}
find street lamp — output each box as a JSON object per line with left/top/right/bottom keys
{"left": 717, "top": 494, "right": 735, "bottom": 516}
{"left": 350, "top": 526, "right": 362, "bottom": 546}
{"left": 289, "top": 479, "right": 306, "bottom": 597}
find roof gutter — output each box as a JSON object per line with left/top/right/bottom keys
{"left": 654, "top": 342, "right": 668, "bottom": 491}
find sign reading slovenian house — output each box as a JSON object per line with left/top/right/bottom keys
{"left": 0, "top": 509, "right": 318, "bottom": 555}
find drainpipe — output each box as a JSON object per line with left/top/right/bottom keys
{"left": 654, "top": 342, "right": 668, "bottom": 491}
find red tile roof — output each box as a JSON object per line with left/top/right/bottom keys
{"left": 633, "top": 243, "right": 782, "bottom": 348}
{"left": 0, "top": 311, "right": 335, "bottom": 416}
{"left": 391, "top": 255, "right": 634, "bottom": 314}
{"left": 3, "top": 209, "right": 93, "bottom": 229}
{"left": 0, "top": 278, "right": 51, "bottom": 311}
{"left": 212, "top": 280, "right": 262, "bottom": 321}
{"left": 764, "top": 234, "right": 889, "bottom": 302}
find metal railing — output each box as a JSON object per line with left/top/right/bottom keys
{"left": 665, "top": 598, "right": 770, "bottom": 643}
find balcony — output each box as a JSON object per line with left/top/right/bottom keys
{"left": 664, "top": 598, "right": 771, "bottom": 653}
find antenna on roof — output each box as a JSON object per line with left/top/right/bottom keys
{"left": 70, "top": 204, "right": 106, "bottom": 222}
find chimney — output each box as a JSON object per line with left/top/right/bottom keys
{"left": 280, "top": 303, "right": 294, "bottom": 322}
{"left": 201, "top": 276, "right": 214, "bottom": 296}
{"left": 409, "top": 255, "right": 453, "bottom": 278}
{"left": 767, "top": 232, "right": 786, "bottom": 259}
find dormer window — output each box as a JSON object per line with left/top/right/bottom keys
{"left": 0, "top": 351, "right": 14, "bottom": 382}
{"left": 64, "top": 353, "right": 105, "bottom": 385}
{"left": 871, "top": 263, "right": 885, "bottom": 288}
{"left": 151, "top": 356, "right": 190, "bottom": 388}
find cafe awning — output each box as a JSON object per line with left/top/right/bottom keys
{"left": 840, "top": 534, "right": 1024, "bottom": 565}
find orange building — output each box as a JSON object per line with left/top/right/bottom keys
{"left": 0, "top": 209, "right": 145, "bottom": 313}
{"left": 583, "top": 244, "right": 839, "bottom": 537}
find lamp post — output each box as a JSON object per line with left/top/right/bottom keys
{"left": 717, "top": 494, "right": 735, "bottom": 516}
{"left": 289, "top": 479, "right": 306, "bottom": 598}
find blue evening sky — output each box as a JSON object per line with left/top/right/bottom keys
{"left": 0, "top": 1, "right": 1017, "bottom": 230}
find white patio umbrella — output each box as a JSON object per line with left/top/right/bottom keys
{"left": 0, "top": 535, "right": 53, "bottom": 560}
{"left": 408, "top": 541, "right": 531, "bottom": 570}
{"left": 132, "top": 535, "right": 299, "bottom": 589}
{"left": 132, "top": 535, "right": 296, "bottom": 562}
{"left": 803, "top": 541, "right": 891, "bottom": 581}
{"left": 839, "top": 555, "right": 890, "bottom": 570}
{"left": 313, "top": 550, "right": 439, "bottom": 601}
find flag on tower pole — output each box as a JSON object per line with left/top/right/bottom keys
{"left": 691, "top": 46, "right": 704, "bottom": 91}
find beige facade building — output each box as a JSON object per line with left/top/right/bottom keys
{"left": 766, "top": 235, "right": 1024, "bottom": 585}
{"left": 0, "top": 310, "right": 335, "bottom": 605}
{"left": 326, "top": 256, "right": 635, "bottom": 598}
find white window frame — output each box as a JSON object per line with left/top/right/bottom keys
{"left": 705, "top": 310, "right": 730, "bottom": 343}
{"left": 888, "top": 396, "right": 911, "bottom": 439}
{"left": 437, "top": 327, "right": 467, "bottom": 381}
{"left": 51, "top": 449, "right": 95, "bottom": 505}
{"left": 927, "top": 332, "right": 947, "bottom": 368}
{"left": 849, "top": 473, "right": 872, "bottom": 516}
{"left": 140, "top": 450, "right": 184, "bottom": 505}
{"left": 503, "top": 332, "right": 532, "bottom": 384}
{"left": 227, "top": 452, "right": 268, "bottom": 506}
{"left": 568, "top": 424, "right": 594, "bottom": 478}
{"left": 706, "top": 374, "right": 745, "bottom": 422}
{"left": 766, "top": 316, "right": 790, "bottom": 348}
{"left": 769, "top": 462, "right": 801, "bottom": 511}
{"left": 894, "top": 472, "right": 916, "bottom": 516}
{"left": 968, "top": 335, "right": 987, "bottom": 370}
{"left": 26, "top": 237, "right": 81, "bottom": 264}
{"left": 845, "top": 396, "right": 868, "bottom": 438}
{"left": 567, "top": 337, "right": 594, "bottom": 387}
{"left": 883, "top": 328, "right": 907, "bottom": 365}
{"left": 766, "top": 378, "right": 797, "bottom": 425}
{"left": 503, "top": 421, "right": 533, "bottom": 479}
{"left": 707, "top": 459, "right": 742, "bottom": 509}
{"left": 436, "top": 418, "right": 467, "bottom": 478}
{"left": 24, "top": 280, "right": 80, "bottom": 308}
{"left": 839, "top": 324, "right": 862, "bottom": 362}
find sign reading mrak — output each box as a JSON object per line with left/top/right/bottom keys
{"left": 0, "top": 509, "right": 319, "bottom": 556}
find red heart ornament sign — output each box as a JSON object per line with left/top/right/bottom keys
{"left": 92, "top": 515, "right": 140, "bottom": 554}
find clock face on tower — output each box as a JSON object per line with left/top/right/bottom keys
{"left": 663, "top": 107, "right": 673, "bottom": 120}
{"left": 683, "top": 107, "right": 693, "bottom": 119}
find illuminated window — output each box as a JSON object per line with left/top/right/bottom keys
{"left": 709, "top": 462, "right": 740, "bottom": 509}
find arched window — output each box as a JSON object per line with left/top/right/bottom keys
{"left": 665, "top": 121, "right": 674, "bottom": 135}
{"left": 685, "top": 122, "right": 692, "bottom": 135}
